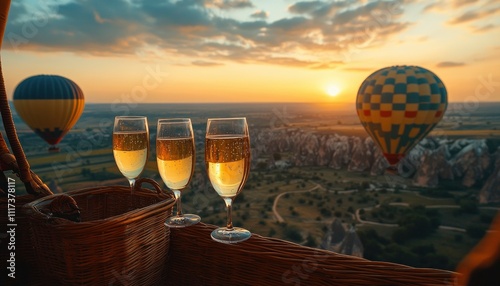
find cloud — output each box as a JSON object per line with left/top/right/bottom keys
{"left": 308, "top": 62, "right": 341, "bottom": 70}
{"left": 473, "top": 24, "right": 496, "bottom": 33}
{"left": 288, "top": 1, "right": 352, "bottom": 18}
{"left": 260, "top": 57, "right": 340, "bottom": 69}
{"left": 417, "top": 36, "right": 428, "bottom": 42}
{"left": 205, "top": 0, "right": 254, "bottom": 10}
{"left": 5, "top": 2, "right": 29, "bottom": 24}
{"left": 4, "top": 0, "right": 412, "bottom": 68}
{"left": 449, "top": 6, "right": 500, "bottom": 24}
{"left": 250, "top": 10, "right": 268, "bottom": 19}
{"left": 422, "top": 2, "right": 441, "bottom": 12}
{"left": 452, "top": 0, "right": 477, "bottom": 8}
{"left": 269, "top": 16, "right": 309, "bottom": 30}
{"left": 449, "top": 1, "right": 500, "bottom": 24}
{"left": 433, "top": 0, "right": 500, "bottom": 25}
{"left": 342, "top": 67, "right": 377, "bottom": 72}
{"left": 192, "top": 60, "right": 224, "bottom": 66}
{"left": 288, "top": 1, "right": 324, "bottom": 14}
{"left": 436, "top": 61, "right": 466, "bottom": 68}
{"left": 5, "top": 0, "right": 153, "bottom": 56}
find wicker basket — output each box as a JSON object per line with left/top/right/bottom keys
{"left": 24, "top": 178, "right": 175, "bottom": 286}
{"left": 166, "top": 223, "right": 457, "bottom": 286}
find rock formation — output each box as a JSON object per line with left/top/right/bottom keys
{"left": 252, "top": 128, "right": 500, "bottom": 202}
{"left": 320, "top": 219, "right": 363, "bottom": 258}
{"left": 320, "top": 219, "right": 345, "bottom": 250}
{"left": 479, "top": 149, "right": 500, "bottom": 203}
{"left": 413, "top": 145, "right": 452, "bottom": 187}
{"left": 338, "top": 226, "right": 364, "bottom": 258}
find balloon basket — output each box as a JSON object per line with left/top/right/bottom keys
{"left": 385, "top": 165, "right": 399, "bottom": 175}
{"left": 48, "top": 146, "right": 60, "bottom": 152}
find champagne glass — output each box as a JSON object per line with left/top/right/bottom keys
{"left": 157, "top": 118, "right": 200, "bottom": 228}
{"left": 205, "top": 117, "right": 251, "bottom": 243}
{"left": 113, "top": 116, "right": 149, "bottom": 191}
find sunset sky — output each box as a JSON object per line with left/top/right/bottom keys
{"left": 2, "top": 0, "right": 499, "bottom": 103}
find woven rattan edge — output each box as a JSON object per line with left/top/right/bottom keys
{"left": 23, "top": 185, "right": 175, "bottom": 228}
{"left": 168, "top": 222, "right": 459, "bottom": 285}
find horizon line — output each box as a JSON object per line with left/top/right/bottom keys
{"left": 79, "top": 100, "right": 500, "bottom": 104}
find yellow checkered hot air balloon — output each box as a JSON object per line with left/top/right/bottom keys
{"left": 13, "top": 75, "right": 85, "bottom": 151}
{"left": 356, "top": 66, "right": 447, "bottom": 167}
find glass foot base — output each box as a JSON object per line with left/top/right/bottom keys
{"left": 165, "top": 214, "right": 201, "bottom": 228}
{"left": 211, "top": 227, "right": 251, "bottom": 244}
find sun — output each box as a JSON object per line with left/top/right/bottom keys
{"left": 326, "top": 85, "right": 340, "bottom": 97}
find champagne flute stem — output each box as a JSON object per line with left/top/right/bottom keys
{"left": 173, "top": 190, "right": 183, "bottom": 217}
{"left": 224, "top": 197, "right": 233, "bottom": 230}
{"left": 129, "top": 178, "right": 136, "bottom": 193}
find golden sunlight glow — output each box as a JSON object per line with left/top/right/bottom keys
{"left": 326, "top": 85, "right": 340, "bottom": 97}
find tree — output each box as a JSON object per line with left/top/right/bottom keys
{"left": 284, "top": 227, "right": 303, "bottom": 243}
{"left": 420, "top": 253, "right": 450, "bottom": 270}
{"left": 305, "top": 234, "right": 316, "bottom": 247}
{"left": 460, "top": 199, "right": 478, "bottom": 214}
{"left": 81, "top": 168, "right": 90, "bottom": 177}
{"left": 256, "top": 161, "right": 267, "bottom": 170}
{"left": 392, "top": 228, "right": 410, "bottom": 243}
{"left": 358, "top": 229, "right": 385, "bottom": 261}
{"left": 361, "top": 181, "right": 370, "bottom": 191}
{"left": 480, "top": 213, "right": 494, "bottom": 224}
{"left": 383, "top": 243, "right": 419, "bottom": 267}
{"left": 237, "top": 193, "right": 245, "bottom": 202}
{"left": 320, "top": 208, "right": 332, "bottom": 217}
{"left": 466, "top": 225, "right": 486, "bottom": 239}
{"left": 273, "top": 152, "right": 282, "bottom": 161}
{"left": 411, "top": 244, "right": 435, "bottom": 256}
{"left": 397, "top": 214, "right": 435, "bottom": 239}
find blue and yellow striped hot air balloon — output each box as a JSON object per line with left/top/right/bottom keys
{"left": 13, "top": 75, "right": 85, "bottom": 151}
{"left": 356, "top": 66, "right": 447, "bottom": 167}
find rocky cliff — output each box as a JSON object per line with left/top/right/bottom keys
{"left": 320, "top": 219, "right": 363, "bottom": 258}
{"left": 253, "top": 129, "right": 500, "bottom": 203}
{"left": 479, "top": 150, "right": 500, "bottom": 203}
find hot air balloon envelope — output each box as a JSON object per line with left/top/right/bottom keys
{"left": 356, "top": 66, "right": 447, "bottom": 166}
{"left": 13, "top": 75, "right": 85, "bottom": 150}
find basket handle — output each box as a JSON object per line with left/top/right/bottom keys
{"left": 134, "top": 177, "right": 171, "bottom": 197}
{"left": 0, "top": 0, "right": 52, "bottom": 196}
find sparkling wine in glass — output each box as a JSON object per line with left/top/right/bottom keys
{"left": 205, "top": 117, "right": 251, "bottom": 243}
{"left": 113, "top": 116, "right": 149, "bottom": 191}
{"left": 157, "top": 118, "right": 200, "bottom": 228}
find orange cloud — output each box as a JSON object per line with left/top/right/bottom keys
{"left": 436, "top": 61, "right": 466, "bottom": 68}
{"left": 449, "top": 6, "right": 500, "bottom": 24}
